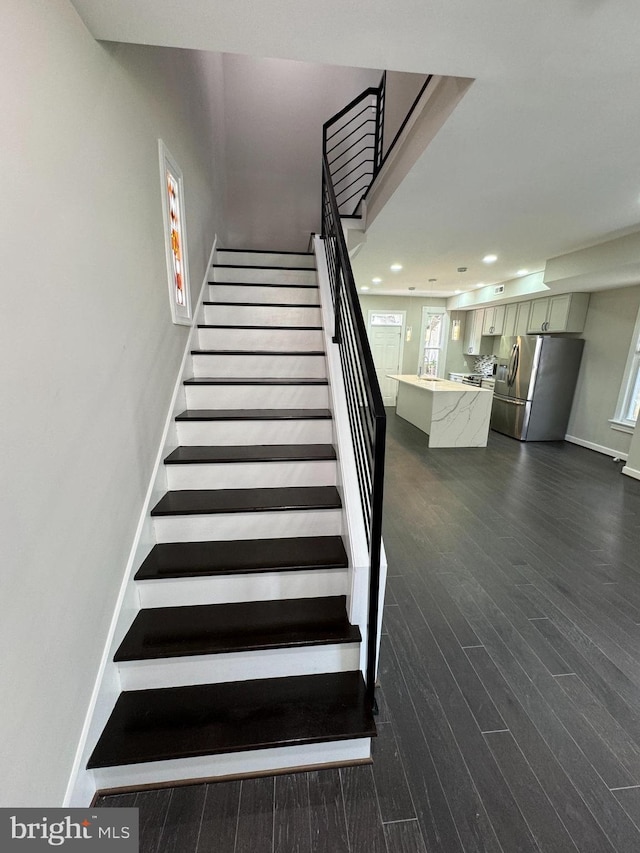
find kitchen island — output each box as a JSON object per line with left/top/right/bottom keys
{"left": 388, "top": 375, "right": 493, "bottom": 448}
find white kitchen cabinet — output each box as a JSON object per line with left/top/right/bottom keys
{"left": 463, "top": 309, "right": 489, "bottom": 355}
{"left": 503, "top": 301, "right": 531, "bottom": 337}
{"left": 526, "top": 292, "right": 589, "bottom": 334}
{"left": 482, "top": 305, "right": 505, "bottom": 336}
{"left": 514, "top": 301, "right": 531, "bottom": 335}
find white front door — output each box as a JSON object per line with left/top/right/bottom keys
{"left": 368, "top": 312, "right": 405, "bottom": 406}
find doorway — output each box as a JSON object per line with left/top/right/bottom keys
{"left": 367, "top": 310, "right": 406, "bottom": 406}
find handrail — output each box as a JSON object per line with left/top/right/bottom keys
{"left": 321, "top": 152, "right": 386, "bottom": 712}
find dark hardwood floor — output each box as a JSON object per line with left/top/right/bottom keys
{"left": 98, "top": 409, "right": 640, "bottom": 852}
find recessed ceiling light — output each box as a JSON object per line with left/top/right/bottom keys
{"left": 517, "top": 268, "right": 529, "bottom": 276}
{"left": 428, "top": 278, "right": 437, "bottom": 282}
{"left": 483, "top": 254, "right": 498, "bottom": 264}
{"left": 390, "top": 263, "right": 403, "bottom": 272}
{"left": 372, "top": 277, "right": 382, "bottom": 283}
{"left": 361, "top": 286, "right": 370, "bottom": 291}
{"left": 475, "top": 282, "right": 485, "bottom": 288}
{"left": 454, "top": 289, "right": 462, "bottom": 294}
{"left": 408, "top": 287, "right": 416, "bottom": 291}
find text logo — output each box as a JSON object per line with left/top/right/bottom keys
{"left": 1, "top": 808, "right": 138, "bottom": 850}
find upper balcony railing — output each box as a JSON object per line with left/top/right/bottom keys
{"left": 322, "top": 74, "right": 386, "bottom": 217}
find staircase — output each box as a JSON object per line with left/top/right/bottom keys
{"left": 87, "top": 248, "right": 376, "bottom": 792}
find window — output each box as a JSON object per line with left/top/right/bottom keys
{"left": 419, "top": 307, "right": 448, "bottom": 377}
{"left": 612, "top": 307, "right": 640, "bottom": 432}
{"left": 370, "top": 312, "right": 404, "bottom": 326}
{"left": 159, "top": 140, "right": 192, "bottom": 325}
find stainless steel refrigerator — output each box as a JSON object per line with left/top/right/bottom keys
{"left": 491, "top": 335, "right": 584, "bottom": 441}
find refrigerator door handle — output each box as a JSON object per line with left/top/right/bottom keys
{"left": 506, "top": 344, "right": 518, "bottom": 386}
{"left": 493, "top": 394, "right": 527, "bottom": 406}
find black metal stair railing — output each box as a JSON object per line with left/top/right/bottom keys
{"left": 321, "top": 154, "right": 386, "bottom": 711}
{"left": 322, "top": 73, "right": 386, "bottom": 217}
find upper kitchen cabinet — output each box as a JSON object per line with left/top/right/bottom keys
{"left": 503, "top": 301, "right": 531, "bottom": 337}
{"left": 527, "top": 293, "right": 590, "bottom": 334}
{"left": 482, "top": 305, "right": 505, "bottom": 336}
{"left": 463, "top": 308, "right": 492, "bottom": 355}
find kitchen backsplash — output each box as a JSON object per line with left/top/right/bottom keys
{"left": 474, "top": 355, "right": 496, "bottom": 376}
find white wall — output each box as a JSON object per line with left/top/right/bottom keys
{"left": 382, "top": 71, "right": 430, "bottom": 157}
{"left": 1, "top": 0, "right": 226, "bottom": 805}
{"left": 567, "top": 285, "right": 640, "bottom": 457}
{"left": 222, "top": 56, "right": 380, "bottom": 251}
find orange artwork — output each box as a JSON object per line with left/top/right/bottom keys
{"left": 166, "top": 170, "right": 186, "bottom": 306}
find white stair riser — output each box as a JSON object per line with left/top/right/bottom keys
{"left": 192, "top": 354, "right": 326, "bottom": 379}
{"left": 138, "top": 567, "right": 348, "bottom": 608}
{"left": 153, "top": 508, "right": 342, "bottom": 543}
{"left": 176, "top": 419, "right": 333, "bottom": 446}
{"left": 211, "top": 267, "right": 317, "bottom": 286}
{"left": 118, "top": 644, "right": 360, "bottom": 690}
{"left": 184, "top": 382, "right": 329, "bottom": 409}
{"left": 204, "top": 304, "right": 322, "bottom": 327}
{"left": 208, "top": 284, "right": 319, "bottom": 305}
{"left": 91, "top": 738, "right": 371, "bottom": 792}
{"left": 166, "top": 459, "right": 337, "bottom": 490}
{"left": 216, "top": 251, "right": 316, "bottom": 269}
{"left": 197, "top": 327, "right": 324, "bottom": 351}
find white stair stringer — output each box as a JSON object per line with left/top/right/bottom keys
{"left": 313, "top": 234, "right": 389, "bottom": 685}
{"left": 118, "top": 642, "right": 360, "bottom": 691}
{"left": 92, "top": 738, "right": 371, "bottom": 793}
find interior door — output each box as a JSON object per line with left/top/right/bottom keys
{"left": 369, "top": 323, "right": 403, "bottom": 406}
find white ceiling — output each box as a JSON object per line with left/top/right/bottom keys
{"left": 70, "top": 0, "right": 640, "bottom": 297}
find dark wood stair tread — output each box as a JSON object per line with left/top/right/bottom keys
{"left": 217, "top": 248, "right": 314, "bottom": 257}
{"left": 87, "top": 671, "right": 374, "bottom": 769}
{"left": 197, "top": 324, "right": 323, "bottom": 331}
{"left": 190, "top": 349, "right": 325, "bottom": 356}
{"left": 210, "top": 281, "right": 318, "bottom": 288}
{"left": 164, "top": 444, "right": 336, "bottom": 464}
{"left": 175, "top": 409, "right": 332, "bottom": 421}
{"left": 213, "top": 264, "right": 316, "bottom": 272}
{"left": 114, "top": 596, "right": 360, "bottom": 661}
{"left": 183, "top": 377, "right": 328, "bottom": 386}
{"left": 204, "top": 301, "right": 318, "bottom": 308}
{"left": 135, "top": 535, "right": 348, "bottom": 580}
{"left": 151, "top": 486, "right": 341, "bottom": 517}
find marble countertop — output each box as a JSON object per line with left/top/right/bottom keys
{"left": 388, "top": 375, "right": 493, "bottom": 393}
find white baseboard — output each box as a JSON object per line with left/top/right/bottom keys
{"left": 64, "top": 235, "right": 219, "bottom": 807}
{"left": 564, "top": 434, "right": 628, "bottom": 461}
{"left": 622, "top": 465, "right": 640, "bottom": 480}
